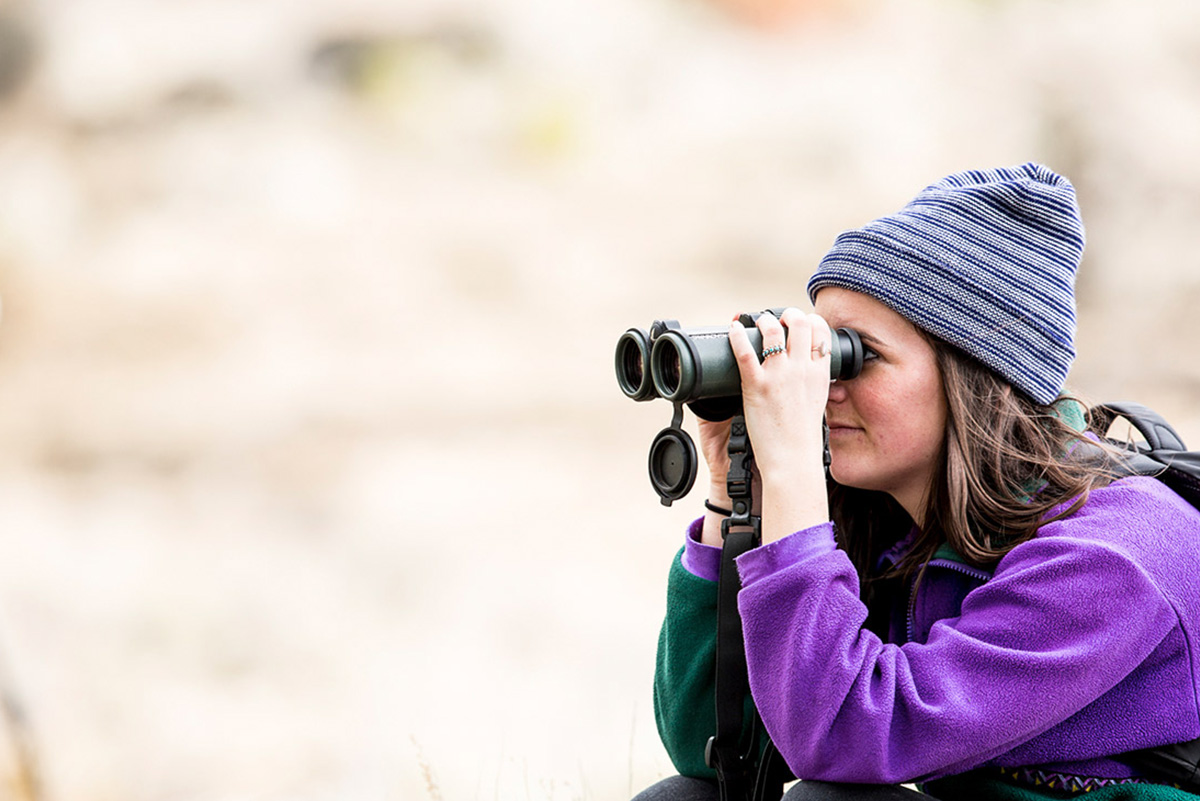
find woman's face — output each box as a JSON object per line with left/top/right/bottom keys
{"left": 814, "top": 287, "right": 947, "bottom": 521}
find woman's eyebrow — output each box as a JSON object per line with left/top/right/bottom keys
{"left": 855, "top": 330, "right": 887, "bottom": 349}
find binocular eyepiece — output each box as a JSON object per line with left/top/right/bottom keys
{"left": 616, "top": 308, "right": 863, "bottom": 422}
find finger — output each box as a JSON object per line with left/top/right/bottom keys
{"left": 807, "top": 313, "right": 833, "bottom": 363}
{"left": 757, "top": 310, "right": 787, "bottom": 364}
{"left": 778, "top": 307, "right": 814, "bottom": 358}
{"left": 728, "top": 319, "right": 762, "bottom": 379}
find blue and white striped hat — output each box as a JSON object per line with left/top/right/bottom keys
{"left": 807, "top": 163, "right": 1083, "bottom": 405}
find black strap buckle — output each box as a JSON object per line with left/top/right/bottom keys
{"left": 723, "top": 415, "right": 760, "bottom": 541}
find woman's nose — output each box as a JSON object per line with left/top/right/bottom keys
{"left": 827, "top": 380, "right": 848, "bottom": 403}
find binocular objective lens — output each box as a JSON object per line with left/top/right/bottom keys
{"left": 616, "top": 330, "right": 657, "bottom": 400}
{"left": 658, "top": 350, "right": 681, "bottom": 396}
{"left": 619, "top": 342, "right": 644, "bottom": 391}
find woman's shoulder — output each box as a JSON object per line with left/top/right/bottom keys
{"left": 1070, "top": 474, "right": 1200, "bottom": 530}
{"left": 1010, "top": 475, "right": 1200, "bottom": 597}
{"left": 1034, "top": 474, "right": 1200, "bottom": 547}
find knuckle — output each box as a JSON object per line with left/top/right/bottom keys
{"left": 781, "top": 307, "right": 804, "bottom": 325}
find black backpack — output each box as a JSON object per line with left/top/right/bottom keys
{"left": 1087, "top": 402, "right": 1200, "bottom": 793}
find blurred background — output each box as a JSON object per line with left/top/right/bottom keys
{"left": 0, "top": 0, "right": 1197, "bottom": 799}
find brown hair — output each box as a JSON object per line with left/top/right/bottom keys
{"left": 832, "top": 338, "right": 1119, "bottom": 584}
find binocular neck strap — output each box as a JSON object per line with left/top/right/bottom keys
{"left": 707, "top": 415, "right": 764, "bottom": 799}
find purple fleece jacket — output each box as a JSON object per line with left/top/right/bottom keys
{"left": 684, "top": 476, "right": 1200, "bottom": 784}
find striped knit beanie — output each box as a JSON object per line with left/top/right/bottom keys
{"left": 807, "top": 163, "right": 1083, "bottom": 405}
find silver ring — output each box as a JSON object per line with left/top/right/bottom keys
{"left": 812, "top": 341, "right": 830, "bottom": 359}
{"left": 761, "top": 344, "right": 785, "bottom": 360}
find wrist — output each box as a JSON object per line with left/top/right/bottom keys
{"left": 760, "top": 463, "right": 826, "bottom": 494}
{"left": 703, "top": 499, "right": 733, "bottom": 516}
{"left": 701, "top": 485, "right": 736, "bottom": 547}
{"left": 707, "top": 482, "right": 733, "bottom": 508}
{"left": 760, "top": 467, "right": 830, "bottom": 545}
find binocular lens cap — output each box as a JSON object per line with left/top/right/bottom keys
{"left": 648, "top": 427, "right": 698, "bottom": 504}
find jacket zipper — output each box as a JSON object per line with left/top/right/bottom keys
{"left": 906, "top": 559, "right": 993, "bottom": 643}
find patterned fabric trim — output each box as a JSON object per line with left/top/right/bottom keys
{"left": 996, "top": 766, "right": 1165, "bottom": 794}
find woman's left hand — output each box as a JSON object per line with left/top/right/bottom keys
{"left": 727, "top": 308, "right": 832, "bottom": 542}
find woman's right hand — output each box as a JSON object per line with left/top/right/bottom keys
{"left": 698, "top": 417, "right": 734, "bottom": 505}
{"left": 697, "top": 417, "right": 733, "bottom": 547}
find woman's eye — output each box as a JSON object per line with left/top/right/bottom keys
{"left": 862, "top": 346, "right": 880, "bottom": 362}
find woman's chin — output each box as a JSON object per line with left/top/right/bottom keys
{"left": 828, "top": 456, "right": 876, "bottom": 493}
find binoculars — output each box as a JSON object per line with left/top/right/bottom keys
{"left": 616, "top": 309, "right": 864, "bottom": 504}
{"left": 615, "top": 308, "right": 864, "bottom": 422}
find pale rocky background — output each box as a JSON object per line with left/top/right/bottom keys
{"left": 0, "top": 0, "right": 1196, "bottom": 799}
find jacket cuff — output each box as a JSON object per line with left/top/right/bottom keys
{"left": 735, "top": 522, "right": 837, "bottom": 587}
{"left": 682, "top": 517, "right": 721, "bottom": 582}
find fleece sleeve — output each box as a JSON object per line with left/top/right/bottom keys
{"left": 653, "top": 546, "right": 720, "bottom": 778}
{"left": 653, "top": 545, "right": 762, "bottom": 779}
{"left": 734, "top": 532, "right": 1178, "bottom": 784}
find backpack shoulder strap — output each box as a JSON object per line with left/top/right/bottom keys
{"left": 1090, "top": 402, "right": 1188, "bottom": 452}
{"left": 1089, "top": 402, "right": 1200, "bottom": 503}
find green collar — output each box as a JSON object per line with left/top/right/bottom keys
{"left": 1055, "top": 397, "right": 1087, "bottom": 434}
{"left": 931, "top": 542, "right": 966, "bottom": 564}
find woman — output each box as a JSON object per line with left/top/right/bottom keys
{"left": 637, "top": 164, "right": 1200, "bottom": 800}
